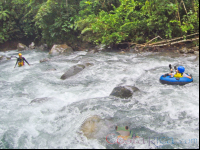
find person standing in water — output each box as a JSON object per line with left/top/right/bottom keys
{"left": 14, "top": 53, "right": 30, "bottom": 68}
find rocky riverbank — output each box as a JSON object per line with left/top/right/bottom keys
{"left": 0, "top": 40, "right": 199, "bottom": 57}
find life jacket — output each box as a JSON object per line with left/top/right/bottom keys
{"left": 174, "top": 72, "right": 183, "bottom": 78}
{"left": 18, "top": 58, "right": 24, "bottom": 67}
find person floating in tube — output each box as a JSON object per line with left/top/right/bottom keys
{"left": 168, "top": 64, "right": 192, "bottom": 79}
{"left": 14, "top": 53, "right": 30, "bottom": 68}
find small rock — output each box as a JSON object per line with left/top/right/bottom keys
{"left": 83, "top": 62, "right": 94, "bottom": 67}
{"left": 46, "top": 68, "right": 56, "bottom": 71}
{"left": 86, "top": 49, "right": 98, "bottom": 55}
{"left": 30, "top": 97, "right": 49, "bottom": 104}
{"left": 40, "top": 58, "right": 50, "bottom": 63}
{"left": 187, "top": 49, "right": 194, "bottom": 53}
{"left": 119, "top": 50, "right": 125, "bottom": 54}
{"left": 194, "top": 51, "right": 199, "bottom": 55}
{"left": 0, "top": 56, "right": 7, "bottom": 61}
{"left": 6, "top": 57, "right": 11, "bottom": 60}
{"left": 179, "top": 47, "right": 188, "bottom": 54}
{"left": 192, "top": 46, "right": 199, "bottom": 51}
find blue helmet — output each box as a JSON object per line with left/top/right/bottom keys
{"left": 178, "top": 66, "right": 185, "bottom": 73}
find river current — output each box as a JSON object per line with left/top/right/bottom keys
{"left": 0, "top": 49, "right": 199, "bottom": 149}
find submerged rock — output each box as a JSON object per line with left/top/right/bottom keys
{"left": 80, "top": 115, "right": 102, "bottom": 139}
{"left": 49, "top": 44, "right": 73, "bottom": 55}
{"left": 46, "top": 68, "right": 57, "bottom": 71}
{"left": 83, "top": 62, "right": 94, "bottom": 67}
{"left": 40, "top": 58, "right": 50, "bottom": 63}
{"left": 110, "top": 86, "right": 139, "bottom": 99}
{"left": 17, "top": 43, "right": 28, "bottom": 51}
{"left": 30, "top": 97, "right": 49, "bottom": 104}
{"left": 61, "top": 64, "right": 85, "bottom": 80}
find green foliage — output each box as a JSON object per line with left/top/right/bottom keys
{"left": 34, "top": 0, "right": 81, "bottom": 46}
{"left": 0, "top": 0, "right": 199, "bottom": 47}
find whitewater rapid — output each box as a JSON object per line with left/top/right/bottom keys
{"left": 0, "top": 49, "right": 199, "bottom": 149}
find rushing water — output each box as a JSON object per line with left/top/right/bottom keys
{"left": 0, "top": 49, "right": 199, "bottom": 149}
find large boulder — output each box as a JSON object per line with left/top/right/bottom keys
{"left": 30, "top": 97, "right": 49, "bottom": 104}
{"left": 61, "top": 64, "right": 85, "bottom": 80}
{"left": 17, "top": 43, "right": 28, "bottom": 51}
{"left": 29, "top": 42, "right": 35, "bottom": 49}
{"left": 110, "top": 86, "right": 139, "bottom": 99}
{"left": 49, "top": 44, "right": 73, "bottom": 55}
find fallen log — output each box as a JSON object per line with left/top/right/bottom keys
{"left": 144, "top": 37, "right": 199, "bottom": 47}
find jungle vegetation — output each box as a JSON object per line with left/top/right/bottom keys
{"left": 0, "top": 0, "right": 199, "bottom": 47}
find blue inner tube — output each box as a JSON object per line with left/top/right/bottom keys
{"left": 160, "top": 74, "right": 193, "bottom": 85}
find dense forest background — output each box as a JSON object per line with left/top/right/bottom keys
{"left": 0, "top": 0, "right": 199, "bottom": 48}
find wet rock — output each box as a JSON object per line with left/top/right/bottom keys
{"left": 40, "top": 58, "right": 50, "bottom": 63}
{"left": 194, "top": 51, "right": 199, "bottom": 55}
{"left": 179, "top": 47, "right": 188, "bottom": 54}
{"left": 130, "top": 47, "right": 140, "bottom": 53}
{"left": 0, "top": 56, "right": 8, "bottom": 61}
{"left": 6, "top": 57, "right": 11, "bottom": 60}
{"left": 49, "top": 44, "right": 73, "bottom": 55}
{"left": 61, "top": 64, "right": 85, "bottom": 80}
{"left": 95, "top": 44, "right": 106, "bottom": 51}
{"left": 83, "top": 62, "right": 94, "bottom": 67}
{"left": 119, "top": 50, "right": 125, "bottom": 54}
{"left": 38, "top": 44, "right": 48, "bottom": 51}
{"left": 17, "top": 43, "right": 28, "bottom": 51}
{"left": 86, "top": 49, "right": 98, "bottom": 55}
{"left": 0, "top": 56, "right": 4, "bottom": 60}
{"left": 30, "top": 97, "right": 49, "bottom": 104}
{"left": 187, "top": 48, "right": 194, "bottom": 53}
{"left": 110, "top": 86, "right": 139, "bottom": 99}
{"left": 46, "top": 68, "right": 56, "bottom": 71}
{"left": 80, "top": 115, "right": 102, "bottom": 139}
{"left": 192, "top": 46, "right": 199, "bottom": 51}
{"left": 29, "top": 42, "right": 35, "bottom": 49}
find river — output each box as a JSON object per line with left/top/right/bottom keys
{"left": 0, "top": 49, "right": 199, "bottom": 149}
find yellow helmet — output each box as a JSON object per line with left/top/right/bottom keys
{"left": 18, "top": 53, "right": 22, "bottom": 56}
